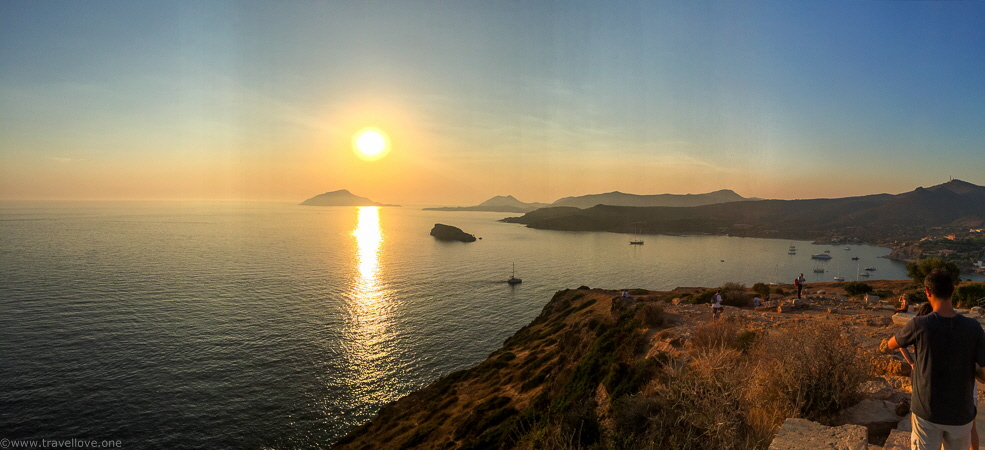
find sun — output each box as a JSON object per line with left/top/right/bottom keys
{"left": 353, "top": 127, "right": 390, "bottom": 161}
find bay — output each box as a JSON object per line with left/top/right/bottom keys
{"left": 0, "top": 202, "right": 932, "bottom": 448}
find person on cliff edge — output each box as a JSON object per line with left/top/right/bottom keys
{"left": 888, "top": 270, "right": 985, "bottom": 450}
{"left": 795, "top": 273, "right": 805, "bottom": 299}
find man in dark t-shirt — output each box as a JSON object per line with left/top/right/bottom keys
{"left": 889, "top": 270, "right": 985, "bottom": 450}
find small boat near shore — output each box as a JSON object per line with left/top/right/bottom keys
{"left": 811, "top": 253, "right": 833, "bottom": 260}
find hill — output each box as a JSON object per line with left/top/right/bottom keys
{"left": 550, "top": 189, "right": 753, "bottom": 208}
{"left": 503, "top": 180, "right": 985, "bottom": 245}
{"left": 300, "top": 190, "right": 399, "bottom": 207}
{"left": 333, "top": 280, "right": 947, "bottom": 449}
{"left": 424, "top": 195, "right": 549, "bottom": 213}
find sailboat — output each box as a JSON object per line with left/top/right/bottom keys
{"left": 507, "top": 263, "right": 522, "bottom": 285}
{"left": 629, "top": 227, "right": 644, "bottom": 245}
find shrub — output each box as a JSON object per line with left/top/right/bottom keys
{"left": 752, "top": 282, "right": 771, "bottom": 299}
{"left": 689, "top": 318, "right": 749, "bottom": 352}
{"left": 636, "top": 302, "right": 666, "bottom": 328}
{"left": 693, "top": 289, "right": 716, "bottom": 304}
{"left": 955, "top": 283, "right": 985, "bottom": 308}
{"left": 872, "top": 290, "right": 894, "bottom": 299}
{"left": 906, "top": 258, "right": 960, "bottom": 286}
{"left": 842, "top": 281, "right": 873, "bottom": 297}
{"left": 906, "top": 290, "right": 928, "bottom": 304}
{"left": 746, "top": 323, "right": 867, "bottom": 427}
{"left": 636, "top": 348, "right": 758, "bottom": 449}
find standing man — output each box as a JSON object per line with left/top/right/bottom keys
{"left": 888, "top": 270, "right": 985, "bottom": 450}
{"left": 795, "top": 273, "right": 806, "bottom": 299}
{"left": 711, "top": 290, "right": 724, "bottom": 319}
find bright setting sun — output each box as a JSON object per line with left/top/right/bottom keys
{"left": 352, "top": 128, "right": 390, "bottom": 161}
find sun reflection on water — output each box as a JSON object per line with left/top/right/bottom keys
{"left": 343, "top": 206, "right": 396, "bottom": 402}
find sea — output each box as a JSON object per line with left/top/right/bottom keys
{"left": 1, "top": 202, "right": 966, "bottom": 449}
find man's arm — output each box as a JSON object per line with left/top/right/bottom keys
{"left": 887, "top": 336, "right": 901, "bottom": 350}
{"left": 899, "top": 348, "right": 914, "bottom": 366}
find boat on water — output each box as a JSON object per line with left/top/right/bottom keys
{"left": 833, "top": 276, "right": 845, "bottom": 281}
{"left": 630, "top": 240, "right": 644, "bottom": 245}
{"left": 859, "top": 272, "right": 871, "bottom": 277}
{"left": 864, "top": 267, "right": 876, "bottom": 271}
{"left": 811, "top": 253, "right": 833, "bottom": 260}
{"left": 813, "top": 266, "right": 826, "bottom": 273}
{"left": 507, "top": 263, "right": 522, "bottom": 285}
{"left": 851, "top": 256, "right": 860, "bottom": 261}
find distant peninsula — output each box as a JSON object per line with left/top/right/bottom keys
{"left": 550, "top": 189, "right": 755, "bottom": 208}
{"left": 502, "top": 179, "right": 985, "bottom": 248}
{"left": 300, "top": 190, "right": 399, "bottom": 207}
{"left": 424, "top": 195, "right": 549, "bottom": 213}
{"left": 424, "top": 189, "right": 751, "bottom": 213}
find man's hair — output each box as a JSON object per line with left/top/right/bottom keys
{"left": 924, "top": 270, "right": 955, "bottom": 300}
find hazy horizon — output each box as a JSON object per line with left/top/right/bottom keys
{"left": 2, "top": 1, "right": 984, "bottom": 204}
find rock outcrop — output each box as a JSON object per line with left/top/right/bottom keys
{"left": 429, "top": 223, "right": 476, "bottom": 242}
{"left": 768, "top": 418, "right": 868, "bottom": 450}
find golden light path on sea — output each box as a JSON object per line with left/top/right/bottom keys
{"left": 351, "top": 206, "right": 386, "bottom": 344}
{"left": 344, "top": 205, "right": 398, "bottom": 402}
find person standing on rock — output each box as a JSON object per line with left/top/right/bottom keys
{"left": 888, "top": 270, "right": 985, "bottom": 450}
{"left": 795, "top": 273, "right": 806, "bottom": 299}
{"left": 711, "top": 290, "right": 724, "bottom": 319}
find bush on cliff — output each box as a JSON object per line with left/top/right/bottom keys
{"left": 746, "top": 323, "right": 867, "bottom": 428}
{"left": 752, "top": 282, "right": 771, "bottom": 300}
{"left": 606, "top": 321, "right": 866, "bottom": 450}
{"left": 842, "top": 281, "right": 873, "bottom": 297}
{"left": 955, "top": 283, "right": 985, "bottom": 308}
{"left": 906, "top": 257, "right": 960, "bottom": 286}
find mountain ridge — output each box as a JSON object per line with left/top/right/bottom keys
{"left": 502, "top": 180, "right": 985, "bottom": 245}
{"left": 424, "top": 189, "right": 752, "bottom": 212}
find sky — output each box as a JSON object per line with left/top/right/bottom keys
{"left": 1, "top": 1, "right": 984, "bottom": 204}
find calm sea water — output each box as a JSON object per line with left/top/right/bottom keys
{"left": 0, "top": 202, "right": 940, "bottom": 448}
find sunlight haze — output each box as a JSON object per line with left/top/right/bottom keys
{"left": 1, "top": 1, "right": 983, "bottom": 204}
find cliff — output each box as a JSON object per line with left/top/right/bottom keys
{"left": 300, "top": 190, "right": 399, "bottom": 207}
{"left": 334, "top": 280, "right": 934, "bottom": 449}
{"left": 429, "top": 224, "right": 477, "bottom": 242}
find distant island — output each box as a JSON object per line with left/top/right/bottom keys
{"left": 502, "top": 179, "right": 985, "bottom": 252}
{"left": 424, "top": 189, "right": 752, "bottom": 213}
{"left": 424, "top": 195, "right": 549, "bottom": 213}
{"left": 300, "top": 190, "right": 399, "bottom": 207}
